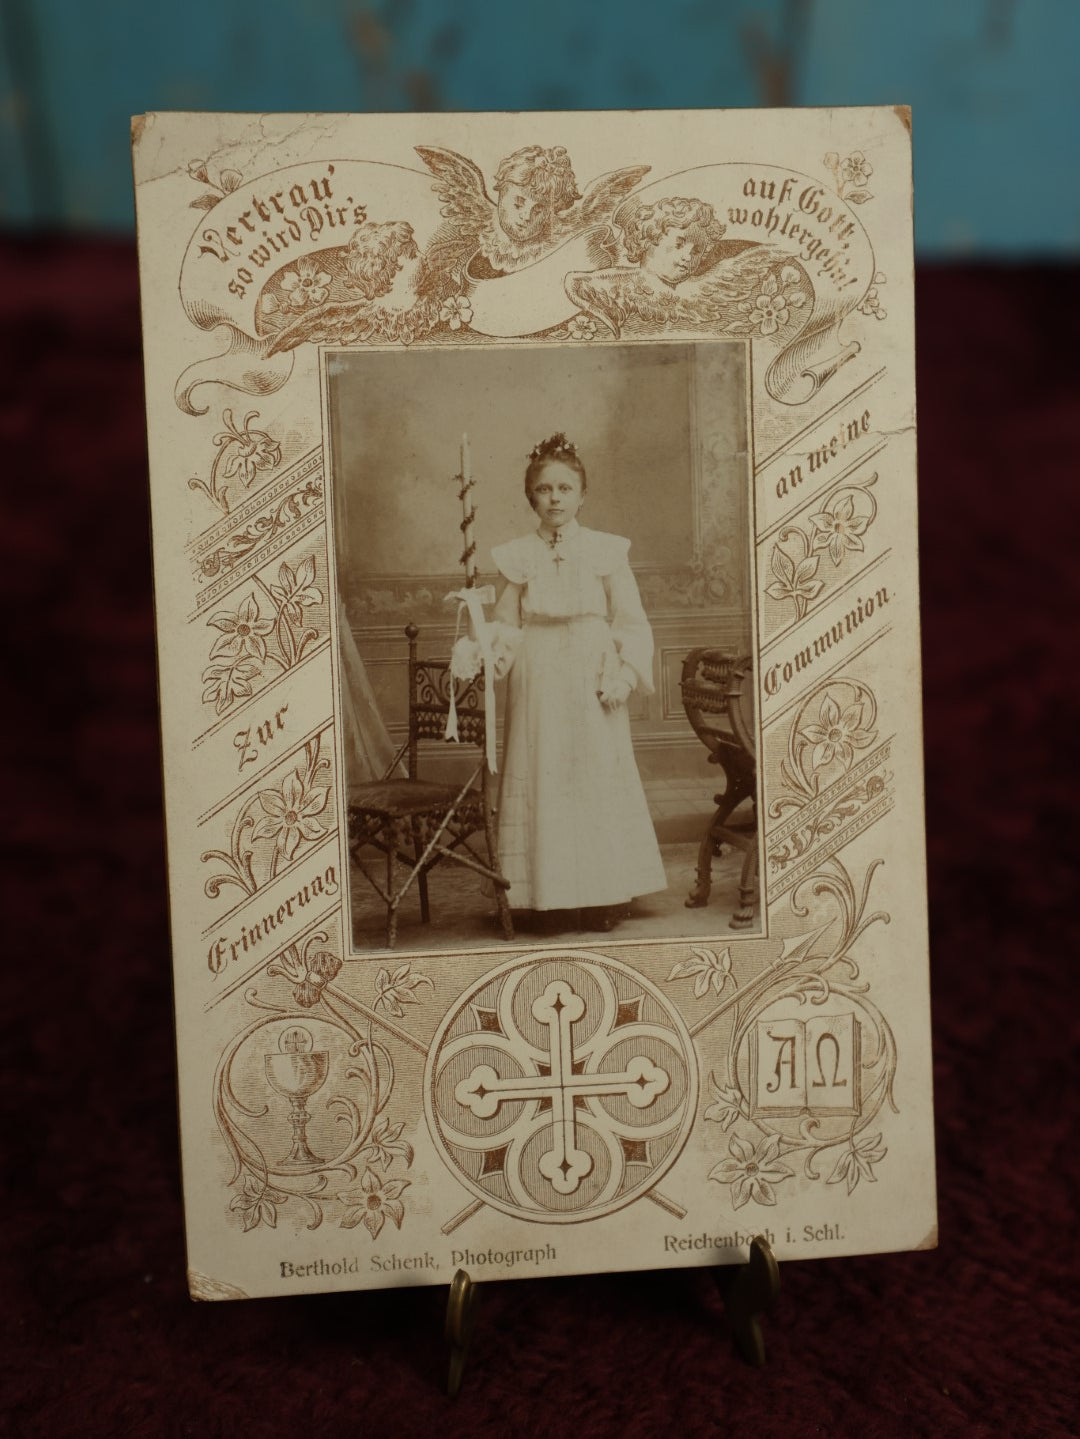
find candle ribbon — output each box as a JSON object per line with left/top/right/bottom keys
{"left": 443, "top": 584, "right": 498, "bottom": 771}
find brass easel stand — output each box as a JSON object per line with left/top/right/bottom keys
{"left": 714, "top": 1234, "right": 780, "bottom": 1367}
{"left": 444, "top": 1269, "right": 479, "bottom": 1398}
{"left": 442, "top": 1235, "right": 780, "bottom": 1395}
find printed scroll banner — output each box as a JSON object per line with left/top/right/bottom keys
{"left": 176, "top": 162, "right": 443, "bottom": 413}
{"left": 567, "top": 165, "right": 876, "bottom": 405}
{"left": 176, "top": 158, "right": 876, "bottom": 413}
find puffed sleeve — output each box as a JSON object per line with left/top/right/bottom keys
{"left": 491, "top": 536, "right": 533, "bottom": 585}
{"left": 486, "top": 562, "right": 524, "bottom": 679}
{"left": 604, "top": 540, "right": 655, "bottom": 695}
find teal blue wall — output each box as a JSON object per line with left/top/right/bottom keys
{"left": 2, "top": 0, "right": 1077, "bottom": 254}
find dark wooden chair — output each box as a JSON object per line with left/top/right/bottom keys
{"left": 347, "top": 623, "right": 513, "bottom": 948}
{"left": 679, "top": 649, "right": 758, "bottom": 928}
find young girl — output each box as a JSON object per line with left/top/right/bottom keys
{"left": 490, "top": 434, "right": 667, "bottom": 930}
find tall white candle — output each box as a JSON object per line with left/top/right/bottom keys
{"left": 460, "top": 432, "right": 477, "bottom": 585}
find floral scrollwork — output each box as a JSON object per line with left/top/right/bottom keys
{"left": 667, "top": 946, "right": 735, "bottom": 1000}
{"left": 732, "top": 265, "right": 808, "bottom": 338}
{"left": 702, "top": 857, "right": 896, "bottom": 1212}
{"left": 217, "top": 934, "right": 432, "bottom": 1235}
{"left": 201, "top": 733, "right": 332, "bottom": 900}
{"left": 187, "top": 157, "right": 243, "bottom": 211}
{"left": 858, "top": 271, "right": 887, "bottom": 320}
{"left": 771, "top": 677, "right": 880, "bottom": 815}
{"left": 189, "top": 409, "right": 282, "bottom": 514}
{"left": 768, "top": 773, "right": 888, "bottom": 872}
{"left": 200, "top": 552, "right": 325, "bottom": 717}
{"left": 824, "top": 150, "right": 874, "bottom": 205}
{"left": 765, "top": 473, "right": 878, "bottom": 622}
{"left": 197, "top": 477, "right": 324, "bottom": 581}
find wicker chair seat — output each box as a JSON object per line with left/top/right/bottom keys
{"left": 350, "top": 778, "right": 483, "bottom": 820}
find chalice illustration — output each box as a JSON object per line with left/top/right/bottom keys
{"left": 264, "top": 1027, "right": 329, "bottom": 1167}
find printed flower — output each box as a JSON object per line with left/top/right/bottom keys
{"left": 214, "top": 410, "right": 282, "bottom": 489}
{"left": 703, "top": 1075, "right": 744, "bottom": 1132}
{"left": 827, "top": 1131, "right": 886, "bottom": 1194}
{"left": 858, "top": 284, "right": 887, "bottom": 320}
{"left": 268, "top": 555, "right": 323, "bottom": 627}
{"left": 207, "top": 595, "right": 275, "bottom": 661}
{"left": 252, "top": 767, "right": 329, "bottom": 859}
{"left": 668, "top": 946, "right": 734, "bottom": 999}
{"left": 268, "top": 942, "right": 343, "bottom": 1007}
{"left": 840, "top": 151, "right": 873, "bottom": 187}
{"left": 280, "top": 257, "right": 332, "bottom": 310}
{"left": 809, "top": 493, "right": 871, "bottom": 565}
{"left": 201, "top": 657, "right": 261, "bottom": 714}
{"left": 361, "top": 1117, "right": 415, "bottom": 1172}
{"left": 191, "top": 410, "right": 281, "bottom": 511}
{"left": 568, "top": 313, "right": 598, "bottom": 340}
{"left": 800, "top": 693, "right": 876, "bottom": 771}
{"left": 229, "top": 1173, "right": 289, "bottom": 1231}
{"left": 439, "top": 295, "right": 473, "bottom": 330}
{"left": 339, "top": 1168, "right": 410, "bottom": 1238}
{"left": 765, "top": 543, "right": 823, "bottom": 615}
{"left": 187, "top": 158, "right": 210, "bottom": 184}
{"left": 709, "top": 1133, "right": 794, "bottom": 1209}
{"left": 740, "top": 269, "right": 806, "bottom": 337}
{"left": 374, "top": 963, "right": 434, "bottom": 1019}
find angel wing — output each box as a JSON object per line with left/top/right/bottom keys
{"left": 564, "top": 267, "right": 647, "bottom": 339}
{"left": 413, "top": 146, "right": 497, "bottom": 299}
{"left": 415, "top": 146, "right": 495, "bottom": 227}
{"left": 694, "top": 246, "right": 806, "bottom": 324}
{"left": 576, "top": 166, "right": 651, "bottom": 225}
{"left": 265, "top": 296, "right": 440, "bottom": 355}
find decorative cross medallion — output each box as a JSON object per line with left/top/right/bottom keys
{"left": 425, "top": 954, "right": 698, "bottom": 1223}
{"left": 456, "top": 979, "right": 670, "bottom": 1194}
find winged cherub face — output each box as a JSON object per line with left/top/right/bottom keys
{"left": 497, "top": 183, "right": 549, "bottom": 244}
{"left": 644, "top": 223, "right": 706, "bottom": 286}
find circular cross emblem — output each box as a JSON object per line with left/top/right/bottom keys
{"left": 425, "top": 951, "right": 698, "bottom": 1223}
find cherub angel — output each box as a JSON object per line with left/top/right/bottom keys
{"left": 564, "top": 195, "right": 810, "bottom": 340}
{"left": 413, "top": 143, "right": 650, "bottom": 295}
{"left": 259, "top": 217, "right": 440, "bottom": 352}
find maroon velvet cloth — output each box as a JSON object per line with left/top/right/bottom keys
{"left": 2, "top": 240, "right": 1077, "bottom": 1436}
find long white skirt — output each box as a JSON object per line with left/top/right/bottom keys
{"left": 495, "top": 614, "right": 667, "bottom": 911}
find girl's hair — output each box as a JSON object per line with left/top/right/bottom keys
{"left": 494, "top": 146, "right": 581, "bottom": 214}
{"left": 524, "top": 433, "right": 587, "bottom": 500}
{"left": 617, "top": 196, "right": 726, "bottom": 267}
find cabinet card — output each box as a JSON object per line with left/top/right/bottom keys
{"left": 132, "top": 107, "right": 935, "bottom": 1300}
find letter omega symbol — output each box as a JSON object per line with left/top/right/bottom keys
{"left": 812, "top": 1031, "right": 847, "bottom": 1089}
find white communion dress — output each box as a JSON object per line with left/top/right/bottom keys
{"left": 490, "top": 520, "right": 667, "bottom": 911}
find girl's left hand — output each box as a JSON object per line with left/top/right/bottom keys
{"left": 598, "top": 677, "right": 632, "bottom": 711}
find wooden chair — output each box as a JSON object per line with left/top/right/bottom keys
{"left": 347, "top": 623, "right": 513, "bottom": 948}
{"left": 679, "top": 649, "right": 758, "bottom": 928}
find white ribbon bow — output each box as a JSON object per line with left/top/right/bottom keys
{"left": 444, "top": 584, "right": 498, "bottom": 772}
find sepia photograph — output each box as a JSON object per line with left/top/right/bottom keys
{"left": 325, "top": 339, "right": 762, "bottom": 954}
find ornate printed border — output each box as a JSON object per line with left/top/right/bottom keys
{"left": 133, "top": 109, "right": 927, "bottom": 1288}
